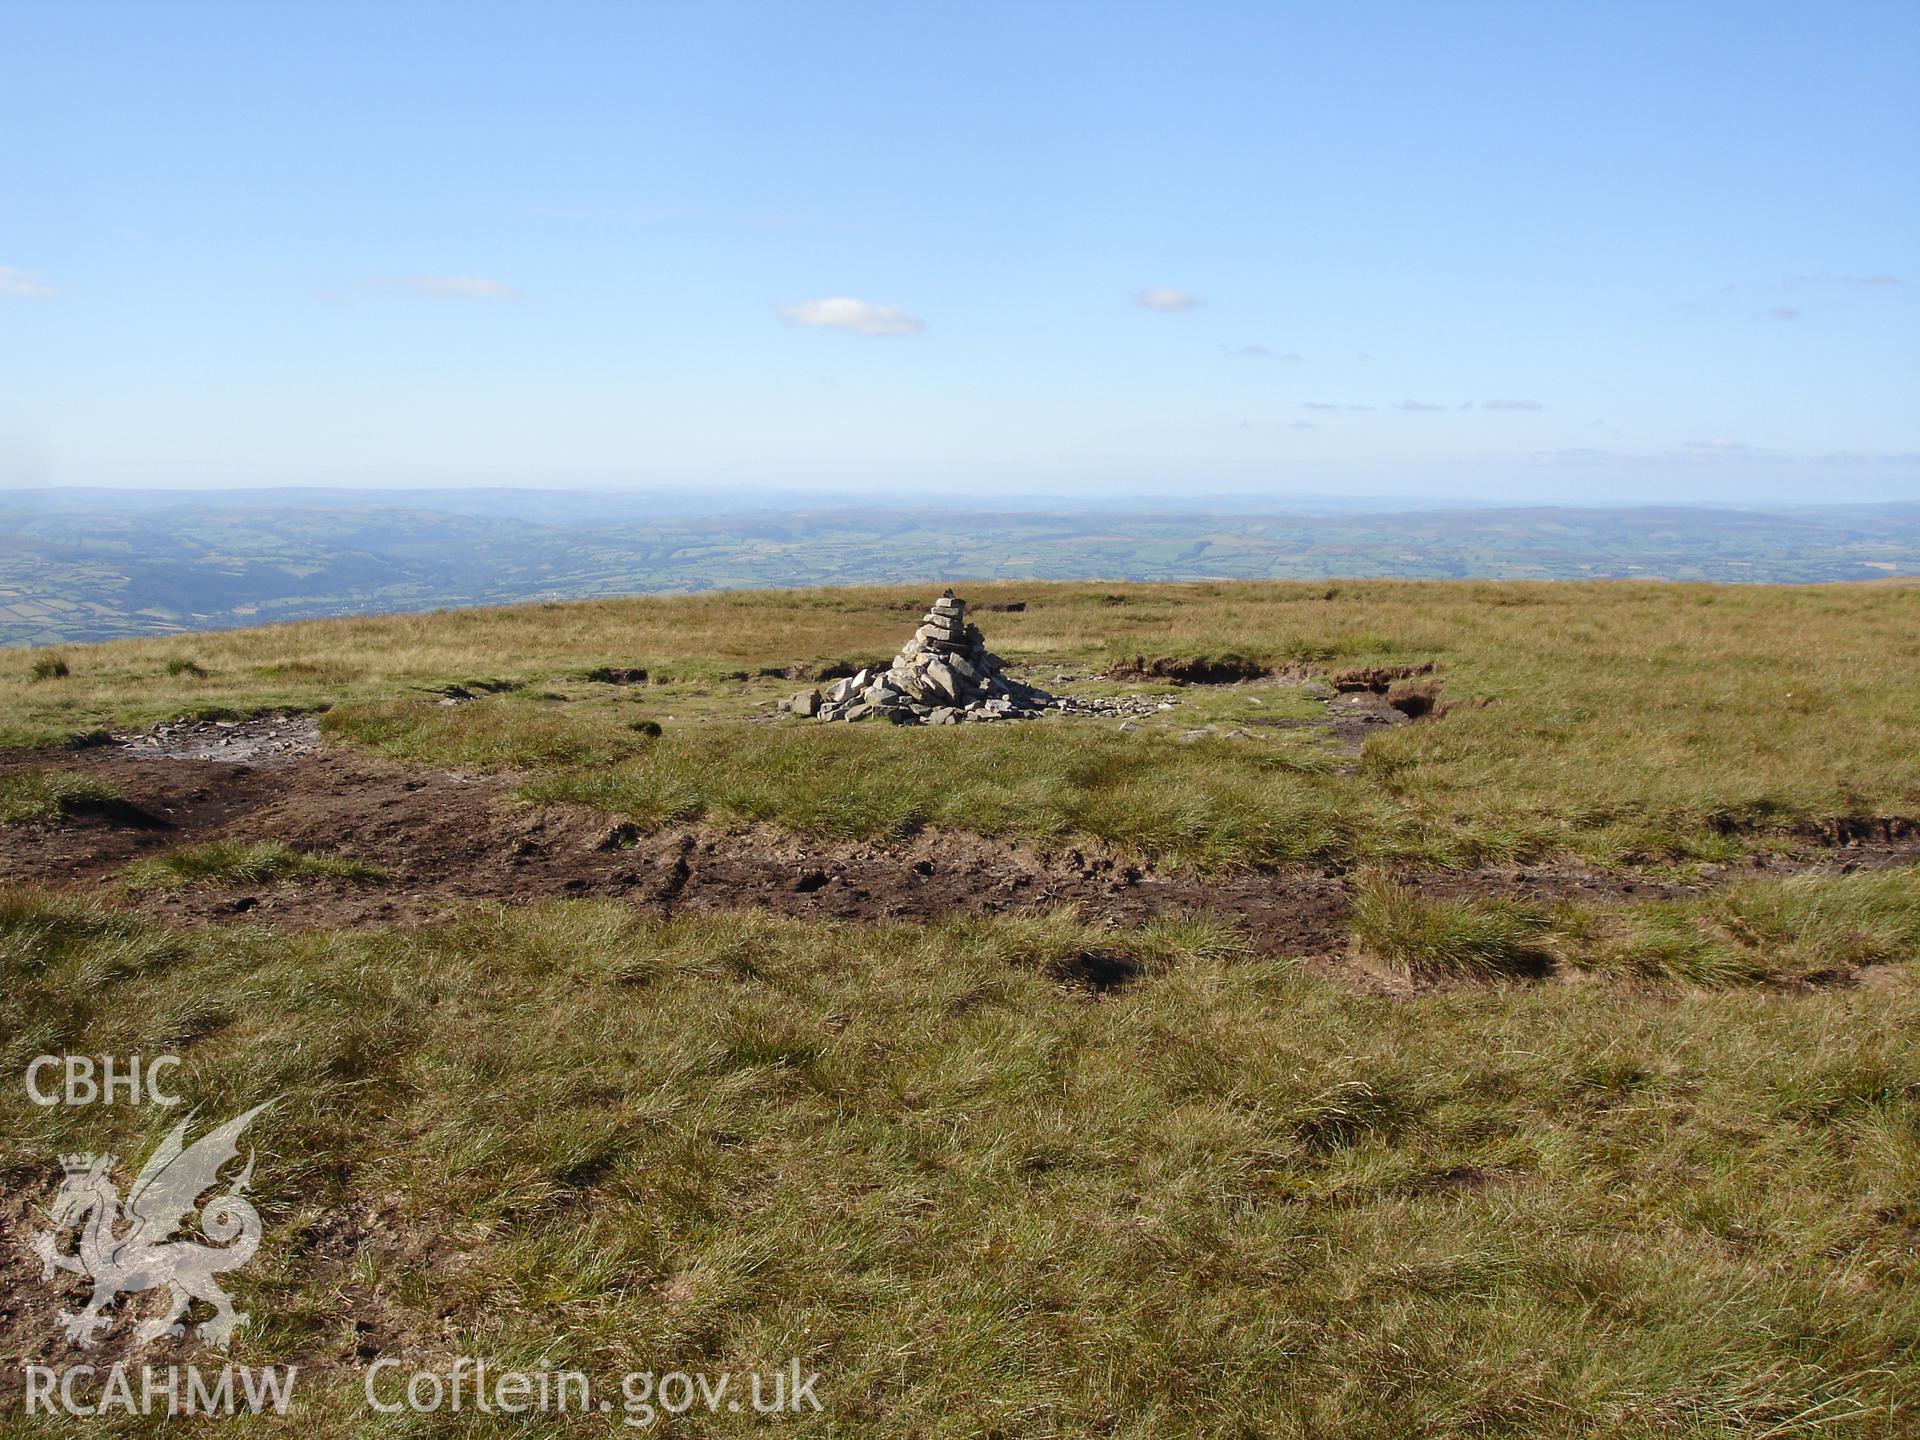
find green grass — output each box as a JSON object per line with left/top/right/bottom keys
{"left": 1351, "top": 875, "right": 1560, "bottom": 978}
{"left": 0, "top": 768, "right": 128, "bottom": 824}
{"left": 521, "top": 719, "right": 1405, "bottom": 871}
{"left": 320, "top": 691, "right": 660, "bottom": 770}
{"left": 2, "top": 890, "right": 1915, "bottom": 1436}
{"left": 1565, "top": 869, "right": 1920, "bottom": 986}
{"left": 1351, "top": 869, "right": 1920, "bottom": 988}
{"left": 119, "top": 840, "right": 385, "bottom": 891}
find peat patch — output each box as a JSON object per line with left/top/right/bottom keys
{"left": 1329, "top": 662, "right": 1435, "bottom": 693}
{"left": 1107, "top": 654, "right": 1271, "bottom": 684}
{"left": 1048, "top": 948, "right": 1143, "bottom": 994}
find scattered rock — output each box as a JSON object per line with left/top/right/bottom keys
{"left": 116, "top": 714, "right": 318, "bottom": 768}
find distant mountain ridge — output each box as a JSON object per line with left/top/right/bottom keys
{"left": 2, "top": 489, "right": 1915, "bottom": 646}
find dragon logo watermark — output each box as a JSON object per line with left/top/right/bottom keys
{"left": 31, "top": 1102, "right": 271, "bottom": 1350}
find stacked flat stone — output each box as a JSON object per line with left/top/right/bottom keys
{"left": 805, "top": 590, "right": 1057, "bottom": 725}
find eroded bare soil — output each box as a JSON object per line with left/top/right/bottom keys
{"left": 3, "top": 732, "right": 1914, "bottom": 961}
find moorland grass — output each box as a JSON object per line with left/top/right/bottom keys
{"left": 119, "top": 840, "right": 385, "bottom": 891}
{"left": 0, "top": 768, "right": 128, "bottom": 824}
{"left": 2, "top": 890, "right": 1914, "bottom": 1435}
{"left": 1350, "top": 875, "right": 1560, "bottom": 978}
{"left": 517, "top": 718, "right": 1406, "bottom": 870}
{"left": 1351, "top": 869, "right": 1920, "bottom": 986}
{"left": 1564, "top": 868, "right": 1920, "bottom": 986}
{"left": 4, "top": 579, "right": 1913, "bottom": 869}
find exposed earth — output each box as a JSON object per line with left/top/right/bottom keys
{"left": 4, "top": 712, "right": 1914, "bottom": 991}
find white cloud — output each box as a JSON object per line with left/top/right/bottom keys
{"left": 1766, "top": 306, "right": 1803, "bottom": 321}
{"left": 776, "top": 296, "right": 925, "bottom": 337}
{"left": 1135, "top": 286, "right": 1202, "bottom": 313}
{"left": 378, "top": 275, "right": 522, "bottom": 300}
{"left": 1224, "top": 344, "right": 1302, "bottom": 360}
{"left": 1482, "top": 398, "right": 1545, "bottom": 411}
{"left": 0, "top": 265, "right": 55, "bottom": 298}
{"left": 1395, "top": 399, "right": 1449, "bottom": 412}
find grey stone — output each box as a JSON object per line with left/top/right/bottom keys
{"left": 790, "top": 689, "right": 822, "bottom": 717}
{"left": 825, "top": 670, "right": 869, "bottom": 704}
{"left": 923, "top": 658, "right": 960, "bottom": 702}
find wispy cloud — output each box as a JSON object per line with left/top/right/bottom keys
{"left": 1680, "top": 437, "right": 1759, "bottom": 456}
{"left": 1481, "top": 398, "right": 1545, "bottom": 411}
{"left": 1302, "top": 401, "right": 1375, "bottom": 412}
{"left": 1135, "top": 286, "right": 1202, "bottom": 313}
{"left": 376, "top": 275, "right": 522, "bottom": 300}
{"left": 775, "top": 296, "right": 926, "bottom": 337}
{"left": 1223, "top": 344, "right": 1302, "bottom": 360}
{"left": 0, "top": 264, "right": 55, "bottom": 298}
{"left": 1765, "top": 306, "right": 1803, "bottom": 321}
{"left": 1790, "top": 272, "right": 1901, "bottom": 289}
{"left": 1395, "top": 399, "right": 1449, "bottom": 412}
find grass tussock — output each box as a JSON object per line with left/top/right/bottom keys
{"left": 1569, "top": 869, "right": 1920, "bottom": 986}
{"left": 120, "top": 840, "right": 384, "bottom": 891}
{"left": 1351, "top": 875, "right": 1559, "bottom": 979}
{"left": 0, "top": 768, "right": 130, "bottom": 824}
{"left": 1351, "top": 869, "right": 1920, "bottom": 988}
{"left": 2, "top": 890, "right": 1916, "bottom": 1434}
{"left": 28, "top": 650, "right": 70, "bottom": 681}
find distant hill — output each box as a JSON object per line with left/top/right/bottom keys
{"left": 2, "top": 488, "right": 1915, "bottom": 645}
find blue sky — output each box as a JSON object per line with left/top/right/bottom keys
{"left": 2, "top": 0, "right": 1915, "bottom": 503}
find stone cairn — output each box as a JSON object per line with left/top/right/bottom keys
{"left": 781, "top": 590, "right": 1059, "bottom": 725}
